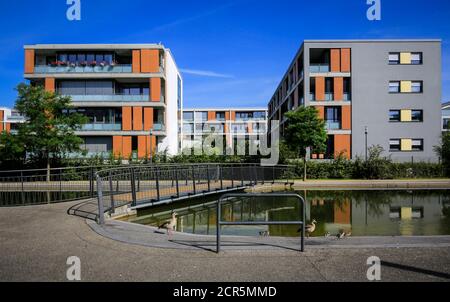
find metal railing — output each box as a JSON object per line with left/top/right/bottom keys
{"left": 95, "top": 164, "right": 295, "bottom": 224}
{"left": 216, "top": 193, "right": 306, "bottom": 253}
{"left": 0, "top": 165, "right": 120, "bottom": 206}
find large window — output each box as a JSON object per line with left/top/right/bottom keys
{"left": 389, "top": 110, "right": 401, "bottom": 122}
{"left": 216, "top": 112, "right": 225, "bottom": 120}
{"left": 389, "top": 139, "right": 401, "bottom": 151}
{"left": 412, "top": 139, "right": 424, "bottom": 151}
{"left": 411, "top": 81, "right": 423, "bottom": 93}
{"left": 411, "top": 53, "right": 423, "bottom": 65}
{"left": 58, "top": 81, "right": 114, "bottom": 95}
{"left": 411, "top": 110, "right": 423, "bottom": 122}
{"left": 195, "top": 112, "right": 208, "bottom": 121}
{"left": 389, "top": 81, "right": 400, "bottom": 93}
{"left": 389, "top": 53, "right": 400, "bottom": 65}
{"left": 183, "top": 112, "right": 194, "bottom": 121}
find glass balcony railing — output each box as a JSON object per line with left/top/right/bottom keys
{"left": 325, "top": 121, "right": 341, "bottom": 130}
{"left": 153, "top": 123, "right": 165, "bottom": 131}
{"left": 80, "top": 124, "right": 122, "bottom": 131}
{"left": 68, "top": 94, "right": 150, "bottom": 102}
{"left": 310, "top": 64, "right": 330, "bottom": 73}
{"left": 324, "top": 93, "right": 333, "bottom": 101}
{"left": 34, "top": 65, "right": 133, "bottom": 74}
{"left": 343, "top": 93, "right": 351, "bottom": 101}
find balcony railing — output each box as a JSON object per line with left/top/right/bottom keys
{"left": 34, "top": 65, "right": 133, "bottom": 74}
{"left": 325, "top": 121, "right": 341, "bottom": 130}
{"left": 80, "top": 124, "right": 122, "bottom": 131}
{"left": 153, "top": 123, "right": 165, "bottom": 131}
{"left": 343, "top": 93, "right": 351, "bottom": 101}
{"left": 68, "top": 94, "right": 150, "bottom": 102}
{"left": 310, "top": 64, "right": 330, "bottom": 73}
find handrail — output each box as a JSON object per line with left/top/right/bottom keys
{"left": 216, "top": 193, "right": 306, "bottom": 253}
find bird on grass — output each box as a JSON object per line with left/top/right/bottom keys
{"left": 298, "top": 219, "right": 317, "bottom": 238}
{"left": 158, "top": 212, "right": 177, "bottom": 237}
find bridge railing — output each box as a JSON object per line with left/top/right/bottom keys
{"left": 95, "top": 164, "right": 296, "bottom": 224}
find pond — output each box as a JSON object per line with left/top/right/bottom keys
{"left": 121, "top": 190, "right": 450, "bottom": 237}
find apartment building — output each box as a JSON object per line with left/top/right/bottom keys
{"left": 268, "top": 40, "right": 442, "bottom": 162}
{"left": 180, "top": 108, "right": 268, "bottom": 151}
{"left": 442, "top": 102, "right": 450, "bottom": 132}
{"left": 23, "top": 44, "right": 182, "bottom": 159}
{"left": 0, "top": 107, "right": 26, "bottom": 134}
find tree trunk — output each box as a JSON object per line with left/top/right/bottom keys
{"left": 46, "top": 157, "right": 51, "bottom": 183}
{"left": 303, "top": 154, "right": 307, "bottom": 182}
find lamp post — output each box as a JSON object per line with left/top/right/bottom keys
{"left": 150, "top": 129, "right": 153, "bottom": 164}
{"left": 365, "top": 126, "right": 368, "bottom": 162}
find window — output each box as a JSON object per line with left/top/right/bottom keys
{"left": 390, "top": 139, "right": 401, "bottom": 151}
{"left": 389, "top": 110, "right": 401, "bottom": 122}
{"left": 411, "top": 81, "right": 423, "bottom": 93}
{"left": 183, "top": 112, "right": 194, "bottom": 121}
{"left": 443, "top": 118, "right": 450, "bottom": 130}
{"left": 183, "top": 123, "right": 194, "bottom": 134}
{"left": 216, "top": 112, "right": 225, "bottom": 120}
{"left": 253, "top": 111, "right": 267, "bottom": 120}
{"left": 195, "top": 112, "right": 208, "bottom": 121}
{"left": 411, "top": 53, "right": 423, "bottom": 65}
{"left": 412, "top": 139, "right": 424, "bottom": 151}
{"left": 411, "top": 110, "right": 423, "bottom": 122}
{"left": 389, "top": 53, "right": 400, "bottom": 65}
{"left": 389, "top": 81, "right": 400, "bottom": 93}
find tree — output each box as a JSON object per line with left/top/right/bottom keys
{"left": 284, "top": 107, "right": 327, "bottom": 181}
{"left": 434, "top": 132, "right": 450, "bottom": 177}
{"left": 14, "top": 83, "right": 88, "bottom": 178}
{"left": 0, "top": 132, "right": 26, "bottom": 170}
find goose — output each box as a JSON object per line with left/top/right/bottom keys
{"left": 158, "top": 212, "right": 177, "bottom": 237}
{"left": 298, "top": 219, "right": 317, "bottom": 238}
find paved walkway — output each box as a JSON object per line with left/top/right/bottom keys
{"left": 1, "top": 200, "right": 450, "bottom": 282}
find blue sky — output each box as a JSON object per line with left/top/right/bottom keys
{"left": 0, "top": 0, "right": 449, "bottom": 108}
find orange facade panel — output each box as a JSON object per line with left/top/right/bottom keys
{"left": 0, "top": 110, "right": 4, "bottom": 132}
{"left": 132, "top": 50, "right": 141, "bottom": 73}
{"left": 133, "top": 107, "right": 143, "bottom": 131}
{"left": 112, "top": 136, "right": 123, "bottom": 157}
{"left": 141, "top": 49, "right": 160, "bottom": 73}
{"left": 225, "top": 111, "right": 231, "bottom": 121}
{"left": 122, "top": 107, "right": 132, "bottom": 131}
{"left": 207, "top": 111, "right": 216, "bottom": 121}
{"left": 334, "top": 77, "right": 344, "bottom": 101}
{"left": 315, "top": 106, "right": 324, "bottom": 120}
{"left": 5, "top": 123, "right": 10, "bottom": 132}
{"left": 143, "top": 107, "right": 154, "bottom": 131}
{"left": 230, "top": 111, "right": 236, "bottom": 121}
{"left": 138, "top": 136, "right": 147, "bottom": 159}
{"left": 341, "top": 48, "right": 351, "bottom": 72}
{"left": 315, "top": 77, "right": 325, "bottom": 101}
{"left": 25, "top": 49, "right": 35, "bottom": 74}
{"left": 330, "top": 49, "right": 341, "bottom": 72}
{"left": 45, "top": 78, "right": 55, "bottom": 92}
{"left": 334, "top": 134, "right": 351, "bottom": 159}
{"left": 341, "top": 106, "right": 352, "bottom": 130}
{"left": 334, "top": 199, "right": 351, "bottom": 224}
{"left": 150, "top": 78, "right": 161, "bottom": 102}
{"left": 122, "top": 136, "right": 132, "bottom": 159}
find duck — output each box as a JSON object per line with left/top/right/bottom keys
{"left": 298, "top": 219, "right": 317, "bottom": 237}
{"left": 259, "top": 231, "right": 270, "bottom": 237}
{"left": 336, "top": 229, "right": 352, "bottom": 239}
{"left": 158, "top": 212, "right": 177, "bottom": 237}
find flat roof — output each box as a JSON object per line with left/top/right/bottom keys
{"left": 183, "top": 108, "right": 268, "bottom": 111}
{"left": 24, "top": 44, "right": 165, "bottom": 50}
{"left": 304, "top": 39, "right": 441, "bottom": 43}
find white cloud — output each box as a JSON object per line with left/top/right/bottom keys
{"left": 180, "top": 68, "right": 234, "bottom": 78}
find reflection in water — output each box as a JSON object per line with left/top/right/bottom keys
{"left": 123, "top": 190, "right": 450, "bottom": 237}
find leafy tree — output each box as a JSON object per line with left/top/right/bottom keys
{"left": 13, "top": 83, "right": 88, "bottom": 178}
{"left": 0, "top": 132, "right": 26, "bottom": 170}
{"left": 434, "top": 132, "right": 450, "bottom": 177}
{"left": 284, "top": 107, "right": 327, "bottom": 181}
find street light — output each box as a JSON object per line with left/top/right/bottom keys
{"left": 365, "top": 126, "right": 368, "bottom": 162}
{"left": 150, "top": 129, "right": 153, "bottom": 164}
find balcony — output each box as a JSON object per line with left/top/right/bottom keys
{"left": 68, "top": 94, "right": 150, "bottom": 102}
{"left": 310, "top": 64, "right": 330, "bottom": 73}
{"left": 80, "top": 124, "right": 122, "bottom": 131}
{"left": 325, "top": 120, "right": 341, "bottom": 130}
{"left": 34, "top": 64, "right": 133, "bottom": 74}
